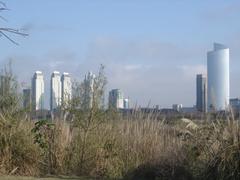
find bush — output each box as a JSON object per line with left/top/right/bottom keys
{"left": 0, "top": 118, "right": 41, "bottom": 176}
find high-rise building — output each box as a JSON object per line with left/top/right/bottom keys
{"left": 61, "top": 72, "right": 72, "bottom": 105}
{"left": 207, "top": 43, "right": 229, "bottom": 111}
{"left": 32, "top": 71, "right": 44, "bottom": 111}
{"left": 230, "top": 98, "right": 240, "bottom": 111}
{"left": 83, "top": 71, "right": 95, "bottom": 109}
{"left": 109, "top": 89, "right": 124, "bottom": 109}
{"left": 23, "top": 88, "right": 31, "bottom": 109}
{"left": 196, "top": 74, "right": 207, "bottom": 112}
{"left": 50, "top": 71, "right": 62, "bottom": 111}
{"left": 172, "top": 104, "right": 182, "bottom": 112}
{"left": 124, "top": 98, "right": 129, "bottom": 109}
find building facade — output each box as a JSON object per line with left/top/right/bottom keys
{"left": 50, "top": 71, "right": 62, "bottom": 111}
{"left": 109, "top": 89, "right": 124, "bottom": 109}
{"left": 32, "top": 71, "right": 44, "bottom": 110}
{"left": 196, "top": 74, "right": 207, "bottom": 112}
{"left": 23, "top": 88, "right": 31, "bottom": 109}
{"left": 124, "top": 98, "right": 129, "bottom": 109}
{"left": 83, "top": 71, "right": 96, "bottom": 109}
{"left": 61, "top": 72, "right": 72, "bottom": 105}
{"left": 172, "top": 104, "right": 182, "bottom": 112}
{"left": 230, "top": 98, "right": 240, "bottom": 111}
{"left": 207, "top": 43, "right": 229, "bottom": 111}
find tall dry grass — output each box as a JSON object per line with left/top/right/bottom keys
{"left": 0, "top": 116, "right": 41, "bottom": 176}
{"left": 0, "top": 111, "right": 240, "bottom": 179}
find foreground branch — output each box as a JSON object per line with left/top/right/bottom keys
{"left": 0, "top": 2, "right": 29, "bottom": 45}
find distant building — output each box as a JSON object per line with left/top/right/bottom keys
{"left": 182, "top": 106, "right": 197, "bottom": 113}
{"left": 50, "top": 71, "right": 62, "bottom": 111}
{"left": 172, "top": 104, "right": 182, "bottom": 112}
{"left": 32, "top": 71, "right": 44, "bottom": 111}
{"left": 207, "top": 43, "right": 229, "bottom": 111}
{"left": 109, "top": 89, "right": 124, "bottom": 109}
{"left": 23, "top": 88, "right": 31, "bottom": 109}
{"left": 124, "top": 98, "right": 129, "bottom": 109}
{"left": 83, "top": 71, "right": 96, "bottom": 109}
{"left": 61, "top": 72, "right": 72, "bottom": 105}
{"left": 196, "top": 74, "right": 207, "bottom": 112}
{"left": 230, "top": 98, "right": 240, "bottom": 111}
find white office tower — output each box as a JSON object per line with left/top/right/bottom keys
{"left": 207, "top": 43, "right": 229, "bottom": 111}
{"left": 109, "top": 89, "right": 124, "bottom": 109}
{"left": 61, "top": 72, "right": 72, "bottom": 105}
{"left": 50, "top": 71, "right": 62, "bottom": 111}
{"left": 32, "top": 71, "right": 44, "bottom": 111}
{"left": 83, "top": 71, "right": 96, "bottom": 109}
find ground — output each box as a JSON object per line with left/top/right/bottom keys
{"left": 0, "top": 176, "right": 91, "bottom": 180}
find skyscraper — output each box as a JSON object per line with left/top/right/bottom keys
{"left": 83, "top": 71, "right": 96, "bottom": 109}
{"left": 124, "top": 98, "right": 129, "bottom": 109}
{"left": 50, "top": 71, "right": 62, "bottom": 111}
{"left": 32, "top": 71, "right": 44, "bottom": 111}
{"left": 109, "top": 89, "right": 124, "bottom": 109}
{"left": 207, "top": 43, "right": 229, "bottom": 111}
{"left": 23, "top": 88, "right": 31, "bottom": 109}
{"left": 172, "top": 104, "right": 183, "bottom": 112}
{"left": 61, "top": 72, "right": 72, "bottom": 105}
{"left": 196, "top": 74, "right": 207, "bottom": 112}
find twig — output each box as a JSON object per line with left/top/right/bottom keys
{"left": 0, "top": 2, "right": 28, "bottom": 44}
{"left": 0, "top": 31, "right": 19, "bottom": 45}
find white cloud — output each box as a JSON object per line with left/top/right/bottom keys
{"left": 124, "top": 64, "right": 152, "bottom": 71}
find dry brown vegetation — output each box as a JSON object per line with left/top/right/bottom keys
{"left": 1, "top": 65, "right": 240, "bottom": 180}
{"left": 1, "top": 113, "right": 240, "bottom": 180}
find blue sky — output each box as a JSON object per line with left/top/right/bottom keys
{"left": 1, "top": 0, "right": 240, "bottom": 108}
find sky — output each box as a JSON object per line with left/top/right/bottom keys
{"left": 1, "top": 0, "right": 240, "bottom": 109}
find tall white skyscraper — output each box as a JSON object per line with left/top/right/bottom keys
{"left": 109, "top": 89, "right": 124, "bottom": 109}
{"left": 83, "top": 71, "right": 96, "bottom": 109}
{"left": 32, "top": 71, "right": 44, "bottom": 111}
{"left": 207, "top": 43, "right": 229, "bottom": 111}
{"left": 61, "top": 72, "right": 72, "bottom": 105}
{"left": 50, "top": 71, "right": 62, "bottom": 111}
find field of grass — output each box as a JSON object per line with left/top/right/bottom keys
{"left": 1, "top": 114, "right": 240, "bottom": 180}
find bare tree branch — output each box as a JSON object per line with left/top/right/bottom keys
{"left": 0, "top": 1, "right": 28, "bottom": 45}
{"left": 0, "top": 28, "right": 28, "bottom": 36}
{"left": 0, "top": 31, "right": 19, "bottom": 45}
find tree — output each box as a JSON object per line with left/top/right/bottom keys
{"left": 65, "top": 65, "right": 108, "bottom": 174}
{"left": 0, "top": 1, "right": 28, "bottom": 45}
{"left": 0, "top": 62, "right": 23, "bottom": 118}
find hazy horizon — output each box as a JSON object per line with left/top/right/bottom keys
{"left": 1, "top": 0, "right": 240, "bottom": 109}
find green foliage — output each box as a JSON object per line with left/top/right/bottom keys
{"left": 31, "top": 120, "right": 55, "bottom": 150}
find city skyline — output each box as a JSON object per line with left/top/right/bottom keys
{"left": 26, "top": 43, "right": 231, "bottom": 112}
{"left": 1, "top": 1, "right": 240, "bottom": 108}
